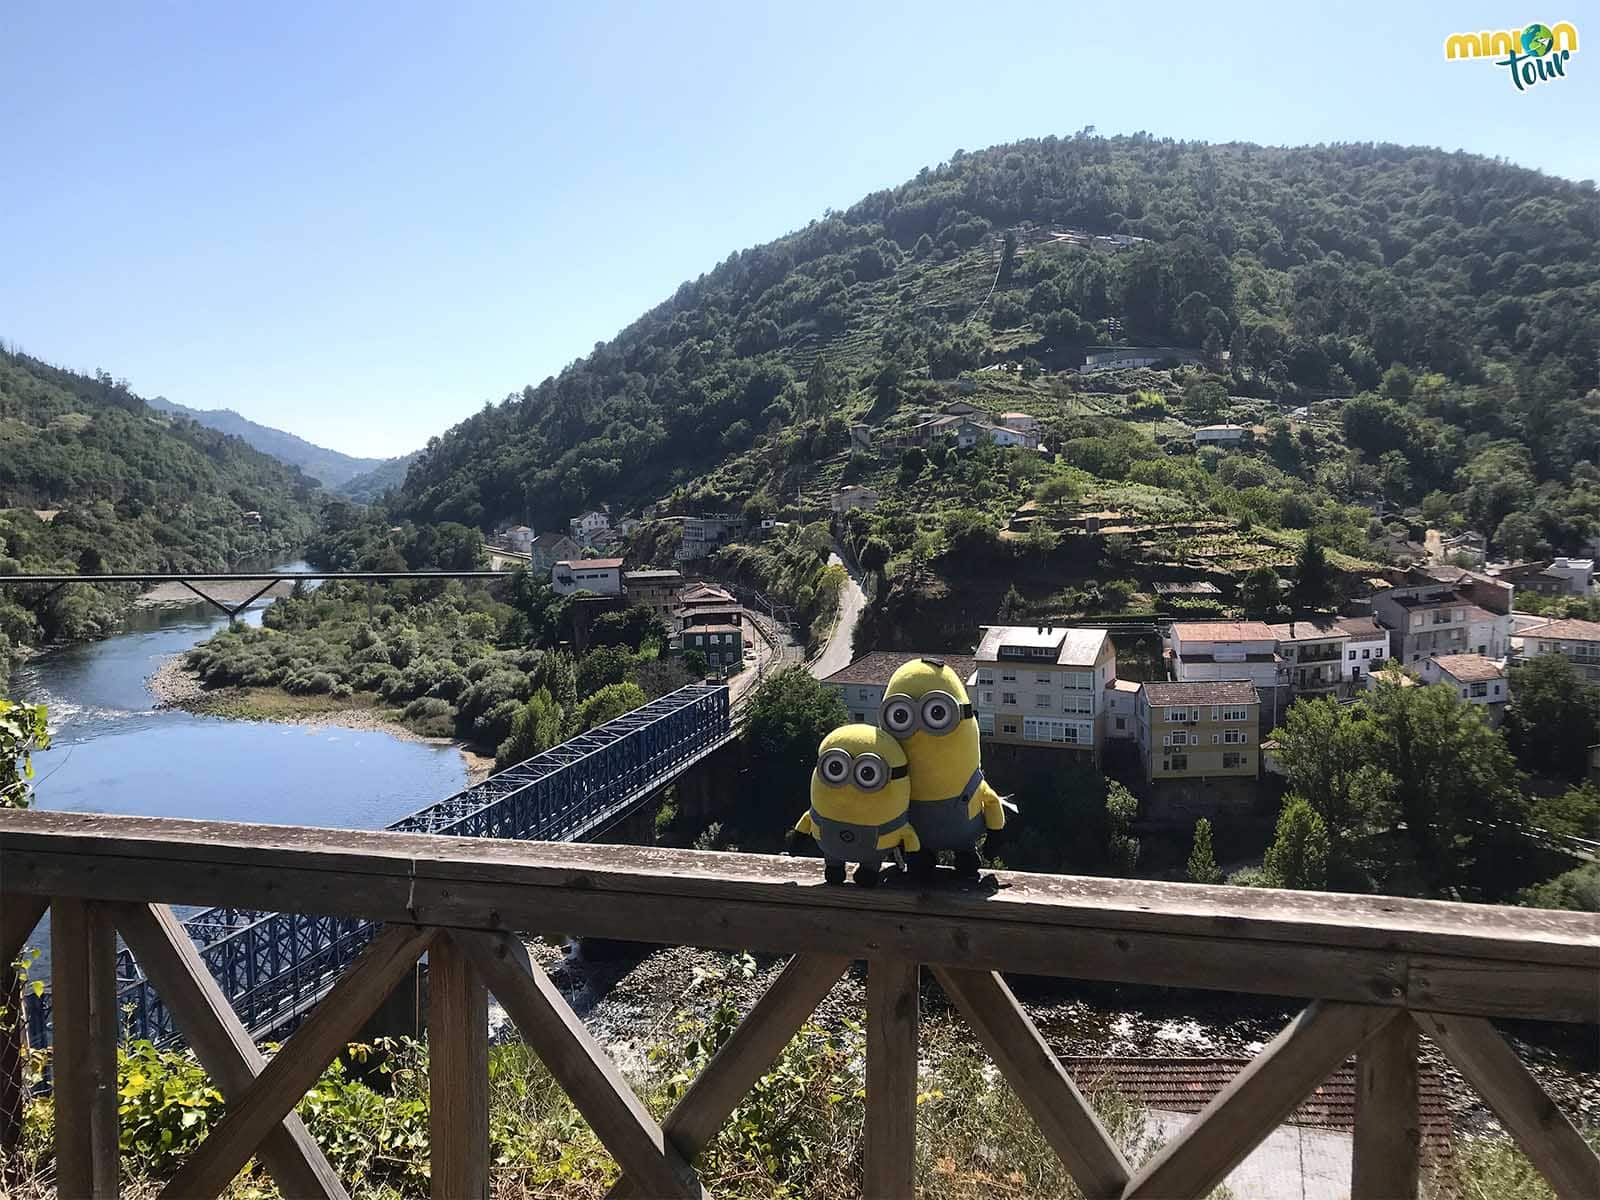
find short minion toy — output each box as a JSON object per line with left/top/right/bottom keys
{"left": 880, "top": 657, "right": 1006, "bottom": 879}
{"left": 795, "top": 724, "right": 920, "bottom": 887}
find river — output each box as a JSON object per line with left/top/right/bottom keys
{"left": 12, "top": 562, "right": 467, "bottom": 829}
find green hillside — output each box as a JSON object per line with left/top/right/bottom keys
{"left": 394, "top": 135, "right": 1597, "bottom": 558}
{"left": 144, "top": 395, "right": 389, "bottom": 487}
{"left": 0, "top": 349, "right": 320, "bottom": 652}
{"left": 337, "top": 451, "right": 419, "bottom": 503}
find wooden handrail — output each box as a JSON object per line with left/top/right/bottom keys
{"left": 5, "top": 808, "right": 1598, "bottom": 1200}
{"left": 3, "top": 809, "right": 1595, "bottom": 1021}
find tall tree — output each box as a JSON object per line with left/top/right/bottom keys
{"left": 1506, "top": 656, "right": 1600, "bottom": 780}
{"left": 1187, "top": 818, "right": 1222, "bottom": 884}
{"left": 1240, "top": 565, "right": 1281, "bottom": 615}
{"left": 1292, "top": 533, "right": 1333, "bottom": 609}
{"left": 1263, "top": 799, "right": 1330, "bottom": 890}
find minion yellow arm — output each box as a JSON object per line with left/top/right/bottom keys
{"left": 971, "top": 779, "right": 1007, "bottom": 830}
{"left": 895, "top": 824, "right": 922, "bottom": 853}
{"left": 794, "top": 810, "right": 817, "bottom": 837}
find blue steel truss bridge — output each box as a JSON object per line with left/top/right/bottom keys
{"left": 26, "top": 682, "right": 732, "bottom": 1051}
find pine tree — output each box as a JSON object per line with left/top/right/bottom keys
{"left": 1187, "top": 818, "right": 1222, "bottom": 884}
{"left": 1262, "top": 798, "right": 1330, "bottom": 889}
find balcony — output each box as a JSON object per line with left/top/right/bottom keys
{"left": 3, "top": 809, "right": 1597, "bottom": 1200}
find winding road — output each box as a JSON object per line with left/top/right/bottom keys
{"left": 810, "top": 547, "right": 869, "bottom": 679}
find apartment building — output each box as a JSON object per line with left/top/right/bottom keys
{"left": 1136, "top": 681, "right": 1261, "bottom": 783}
{"left": 1373, "top": 583, "right": 1511, "bottom": 664}
{"left": 971, "top": 626, "right": 1116, "bottom": 761}
{"left": 568, "top": 510, "right": 611, "bottom": 542}
{"left": 1266, "top": 620, "right": 1349, "bottom": 695}
{"left": 551, "top": 557, "right": 623, "bottom": 597}
{"left": 820, "top": 651, "right": 978, "bottom": 726}
{"left": 1495, "top": 557, "right": 1594, "bottom": 597}
{"left": 1166, "top": 622, "right": 1284, "bottom": 690}
{"left": 1517, "top": 617, "right": 1600, "bottom": 685}
{"left": 682, "top": 623, "right": 744, "bottom": 671}
{"left": 1420, "top": 654, "right": 1508, "bottom": 726}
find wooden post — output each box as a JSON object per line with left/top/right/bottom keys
{"left": 429, "top": 935, "right": 489, "bottom": 1200}
{"left": 1, "top": 895, "right": 47, "bottom": 1177}
{"left": 52, "top": 898, "right": 120, "bottom": 1199}
{"left": 864, "top": 958, "right": 918, "bottom": 1200}
{"left": 1352, "top": 1013, "right": 1420, "bottom": 1200}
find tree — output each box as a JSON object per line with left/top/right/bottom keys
{"left": 575, "top": 681, "right": 647, "bottom": 732}
{"left": 1022, "top": 521, "right": 1058, "bottom": 557}
{"left": 0, "top": 699, "right": 49, "bottom": 810}
{"left": 1493, "top": 511, "right": 1541, "bottom": 560}
{"left": 899, "top": 446, "right": 926, "bottom": 484}
{"left": 495, "top": 687, "right": 564, "bottom": 769}
{"left": 1530, "top": 782, "right": 1600, "bottom": 841}
{"left": 1262, "top": 798, "right": 1330, "bottom": 889}
{"left": 1506, "top": 656, "right": 1600, "bottom": 780}
{"left": 1268, "top": 696, "right": 1395, "bottom": 857}
{"left": 1187, "top": 818, "right": 1222, "bottom": 884}
{"left": 998, "top": 583, "right": 1024, "bottom": 621}
{"left": 576, "top": 645, "right": 635, "bottom": 698}
{"left": 741, "top": 667, "right": 848, "bottom": 846}
{"left": 1240, "top": 565, "right": 1281, "bottom": 614}
{"left": 998, "top": 230, "right": 1018, "bottom": 284}
{"left": 859, "top": 536, "right": 891, "bottom": 582}
{"left": 1105, "top": 781, "right": 1141, "bottom": 874}
{"left": 1292, "top": 533, "right": 1333, "bottom": 609}
{"left": 1182, "top": 379, "right": 1227, "bottom": 424}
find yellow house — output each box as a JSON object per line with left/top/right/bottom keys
{"left": 1136, "top": 680, "right": 1260, "bottom": 782}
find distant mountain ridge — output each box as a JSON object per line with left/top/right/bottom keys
{"left": 336, "top": 452, "right": 418, "bottom": 503}
{"left": 145, "top": 395, "right": 388, "bottom": 486}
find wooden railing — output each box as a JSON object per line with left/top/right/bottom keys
{"left": 3, "top": 808, "right": 1597, "bottom": 1200}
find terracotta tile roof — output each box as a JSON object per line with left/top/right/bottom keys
{"left": 820, "top": 651, "right": 977, "bottom": 687}
{"left": 1061, "top": 1058, "right": 1452, "bottom": 1154}
{"left": 1520, "top": 618, "right": 1600, "bottom": 642}
{"left": 1141, "top": 680, "right": 1259, "bottom": 706}
{"left": 559, "top": 556, "right": 623, "bottom": 569}
{"left": 1170, "top": 621, "right": 1277, "bottom": 643}
{"left": 1429, "top": 654, "right": 1505, "bottom": 683}
{"left": 1266, "top": 620, "right": 1349, "bottom": 643}
{"left": 1332, "top": 615, "right": 1385, "bottom": 638}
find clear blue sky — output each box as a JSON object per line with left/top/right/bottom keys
{"left": 2, "top": 2, "right": 1594, "bottom": 458}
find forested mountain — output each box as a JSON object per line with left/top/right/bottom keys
{"left": 395, "top": 135, "right": 1598, "bottom": 540}
{"left": 0, "top": 348, "right": 320, "bottom": 649}
{"left": 144, "top": 395, "right": 388, "bottom": 486}
{"left": 336, "top": 451, "right": 420, "bottom": 504}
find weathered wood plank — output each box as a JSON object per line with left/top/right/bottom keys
{"left": 1413, "top": 1012, "right": 1600, "bottom": 1199}
{"left": 1, "top": 893, "right": 47, "bottom": 1174}
{"left": 4, "top": 809, "right": 1593, "bottom": 963}
{"left": 607, "top": 953, "right": 849, "bottom": 1200}
{"left": 450, "top": 928, "right": 706, "bottom": 1200}
{"left": 1352, "top": 1013, "right": 1420, "bottom": 1200}
{"left": 1123, "top": 1002, "right": 1398, "bottom": 1200}
{"left": 864, "top": 958, "right": 918, "bottom": 1200}
{"left": 932, "top": 966, "right": 1128, "bottom": 1200}
{"left": 159, "top": 923, "right": 434, "bottom": 1200}
{"left": 110, "top": 903, "right": 348, "bottom": 1200}
{"left": 429, "top": 935, "right": 489, "bottom": 1200}
{"left": 52, "top": 898, "right": 120, "bottom": 1199}
{"left": 0, "top": 894, "right": 46, "bottom": 966}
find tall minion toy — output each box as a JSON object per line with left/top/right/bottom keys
{"left": 794, "top": 724, "right": 920, "bottom": 886}
{"left": 879, "top": 657, "right": 1006, "bottom": 879}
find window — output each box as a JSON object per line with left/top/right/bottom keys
{"left": 1169, "top": 754, "right": 1188, "bottom": 771}
{"left": 1035, "top": 694, "right": 1051, "bottom": 708}
{"left": 1115, "top": 717, "right": 1126, "bottom": 730}
{"left": 978, "top": 712, "right": 995, "bottom": 734}
{"left": 1002, "top": 719, "right": 1019, "bottom": 735}
{"left": 1062, "top": 693, "right": 1093, "bottom": 715}
{"left": 857, "top": 687, "right": 874, "bottom": 701}
{"left": 1221, "top": 707, "right": 1250, "bottom": 722}
{"left": 977, "top": 669, "right": 994, "bottom": 686}
{"left": 1470, "top": 682, "right": 1488, "bottom": 698}
{"left": 1348, "top": 650, "right": 1356, "bottom": 660}
{"left": 1493, "top": 684, "right": 1502, "bottom": 696}
{"left": 1223, "top": 752, "right": 1245, "bottom": 769}
{"left": 1165, "top": 732, "right": 1189, "bottom": 747}
{"left": 1000, "top": 670, "right": 1017, "bottom": 683}
{"left": 1166, "top": 707, "right": 1191, "bottom": 723}
{"left": 1002, "top": 691, "right": 1018, "bottom": 706}
{"left": 981, "top": 690, "right": 993, "bottom": 704}
{"left": 1211, "top": 706, "right": 1221, "bottom": 720}
{"left": 852, "top": 712, "right": 864, "bottom": 722}
{"left": 1362, "top": 649, "right": 1371, "bottom": 659}
{"left": 1024, "top": 717, "right": 1091, "bottom": 745}
{"left": 1461, "top": 688, "right": 1470, "bottom": 699}
{"left": 1063, "top": 670, "right": 1093, "bottom": 690}
{"left": 1224, "top": 730, "right": 1246, "bottom": 744}
{"left": 1035, "top": 672, "right": 1051, "bottom": 684}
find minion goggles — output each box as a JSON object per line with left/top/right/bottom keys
{"left": 879, "top": 690, "right": 974, "bottom": 737}
{"left": 816, "top": 748, "right": 909, "bottom": 792}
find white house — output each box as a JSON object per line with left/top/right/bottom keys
{"left": 955, "top": 419, "right": 1040, "bottom": 451}
{"left": 831, "top": 485, "right": 879, "bottom": 513}
{"left": 1104, "top": 678, "right": 1141, "bottom": 740}
{"left": 1420, "top": 654, "right": 1508, "bottom": 725}
{"left": 551, "top": 556, "right": 623, "bottom": 597}
{"left": 569, "top": 510, "right": 611, "bottom": 542}
{"left": 1166, "top": 622, "right": 1283, "bottom": 690}
{"left": 1332, "top": 616, "right": 1390, "bottom": 684}
{"left": 1516, "top": 617, "right": 1600, "bottom": 685}
{"left": 997, "top": 412, "right": 1041, "bottom": 434}
{"left": 504, "top": 525, "right": 535, "bottom": 552}
{"left": 1193, "top": 424, "right": 1247, "bottom": 447}
{"left": 528, "top": 532, "right": 583, "bottom": 574}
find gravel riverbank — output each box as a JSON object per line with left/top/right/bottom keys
{"left": 147, "top": 655, "right": 495, "bottom": 783}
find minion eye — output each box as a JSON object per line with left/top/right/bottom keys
{"left": 882, "top": 697, "right": 916, "bottom": 735}
{"left": 921, "top": 690, "right": 960, "bottom": 733}
{"left": 818, "top": 748, "right": 852, "bottom": 785}
{"left": 852, "top": 753, "right": 887, "bottom": 791}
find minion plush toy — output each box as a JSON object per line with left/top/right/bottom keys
{"left": 795, "top": 724, "right": 920, "bottom": 886}
{"left": 879, "top": 657, "right": 1006, "bottom": 879}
